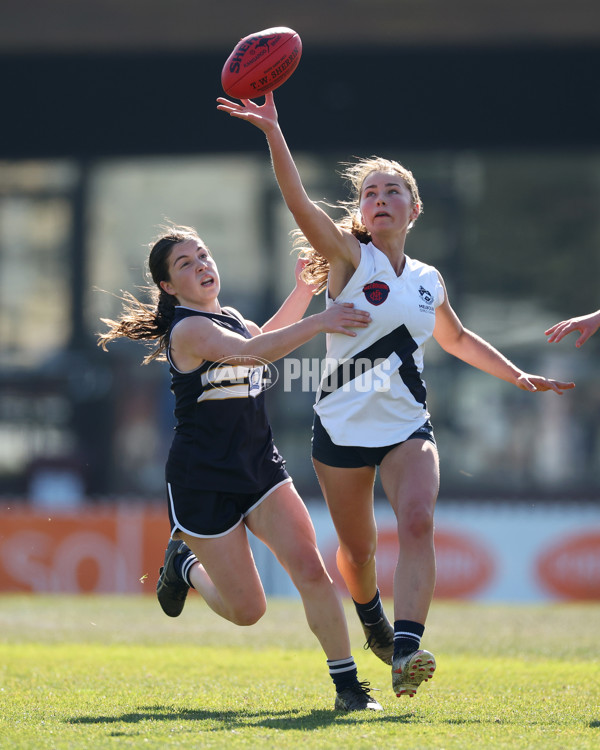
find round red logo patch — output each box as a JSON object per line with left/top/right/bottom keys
{"left": 363, "top": 281, "right": 390, "bottom": 306}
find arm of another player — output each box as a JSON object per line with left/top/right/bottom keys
{"left": 433, "top": 274, "right": 575, "bottom": 395}
{"left": 216, "top": 93, "right": 359, "bottom": 268}
{"left": 545, "top": 309, "right": 600, "bottom": 348}
{"left": 261, "top": 259, "right": 320, "bottom": 333}
{"left": 172, "top": 301, "right": 370, "bottom": 369}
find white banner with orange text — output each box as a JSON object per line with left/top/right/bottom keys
{"left": 250, "top": 501, "right": 600, "bottom": 602}
{"left": 0, "top": 501, "right": 598, "bottom": 600}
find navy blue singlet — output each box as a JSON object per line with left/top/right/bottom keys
{"left": 165, "top": 306, "right": 286, "bottom": 492}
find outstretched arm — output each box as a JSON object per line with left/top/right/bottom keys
{"left": 545, "top": 310, "right": 600, "bottom": 348}
{"left": 216, "top": 93, "right": 358, "bottom": 268}
{"left": 170, "top": 300, "right": 371, "bottom": 371}
{"left": 433, "top": 276, "right": 575, "bottom": 395}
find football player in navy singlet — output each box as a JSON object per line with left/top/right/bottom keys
{"left": 218, "top": 92, "right": 576, "bottom": 698}
{"left": 99, "top": 224, "right": 386, "bottom": 712}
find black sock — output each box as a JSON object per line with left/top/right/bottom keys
{"left": 353, "top": 589, "right": 384, "bottom": 625}
{"left": 393, "top": 620, "right": 425, "bottom": 658}
{"left": 173, "top": 550, "right": 197, "bottom": 588}
{"left": 327, "top": 657, "right": 359, "bottom": 692}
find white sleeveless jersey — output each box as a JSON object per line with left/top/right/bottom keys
{"left": 314, "top": 242, "right": 444, "bottom": 447}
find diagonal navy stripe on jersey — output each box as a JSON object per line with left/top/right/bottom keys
{"left": 317, "top": 324, "right": 427, "bottom": 406}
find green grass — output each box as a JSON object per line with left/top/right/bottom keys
{"left": 1, "top": 596, "right": 599, "bottom": 749}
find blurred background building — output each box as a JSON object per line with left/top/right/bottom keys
{"left": 1, "top": 0, "right": 599, "bottom": 508}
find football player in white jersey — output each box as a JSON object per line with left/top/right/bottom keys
{"left": 218, "top": 92, "right": 576, "bottom": 699}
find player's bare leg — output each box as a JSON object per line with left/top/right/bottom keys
{"left": 312, "top": 460, "right": 394, "bottom": 665}
{"left": 380, "top": 438, "right": 439, "bottom": 696}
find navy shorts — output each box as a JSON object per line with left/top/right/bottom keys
{"left": 311, "top": 413, "right": 436, "bottom": 468}
{"left": 167, "top": 465, "right": 291, "bottom": 538}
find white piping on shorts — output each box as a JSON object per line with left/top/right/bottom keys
{"left": 168, "top": 476, "right": 293, "bottom": 540}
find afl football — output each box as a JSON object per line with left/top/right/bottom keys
{"left": 221, "top": 27, "right": 302, "bottom": 99}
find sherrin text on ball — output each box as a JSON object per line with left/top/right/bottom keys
{"left": 221, "top": 27, "right": 302, "bottom": 100}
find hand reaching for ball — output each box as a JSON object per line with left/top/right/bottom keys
{"left": 216, "top": 92, "right": 279, "bottom": 134}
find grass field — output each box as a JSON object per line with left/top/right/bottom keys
{"left": 1, "top": 595, "right": 599, "bottom": 749}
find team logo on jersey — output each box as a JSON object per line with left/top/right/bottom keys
{"left": 248, "top": 366, "right": 264, "bottom": 398}
{"left": 419, "top": 286, "right": 433, "bottom": 304}
{"left": 201, "top": 356, "right": 279, "bottom": 401}
{"left": 363, "top": 281, "right": 390, "bottom": 306}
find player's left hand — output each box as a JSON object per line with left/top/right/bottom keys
{"left": 545, "top": 312, "right": 600, "bottom": 348}
{"left": 294, "top": 257, "right": 319, "bottom": 295}
{"left": 515, "top": 373, "right": 575, "bottom": 395}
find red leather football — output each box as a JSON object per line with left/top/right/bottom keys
{"left": 221, "top": 27, "right": 302, "bottom": 100}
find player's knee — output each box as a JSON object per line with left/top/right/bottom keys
{"left": 302, "top": 554, "right": 331, "bottom": 587}
{"left": 226, "top": 589, "right": 267, "bottom": 625}
{"left": 229, "top": 598, "right": 266, "bottom": 626}
{"left": 287, "top": 546, "right": 330, "bottom": 588}
{"left": 399, "top": 500, "right": 434, "bottom": 541}
{"left": 338, "top": 541, "right": 376, "bottom": 570}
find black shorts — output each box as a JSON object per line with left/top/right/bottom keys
{"left": 167, "top": 466, "right": 291, "bottom": 538}
{"left": 311, "top": 413, "right": 436, "bottom": 468}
